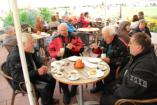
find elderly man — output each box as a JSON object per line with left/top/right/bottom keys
{"left": 4, "top": 33, "right": 58, "bottom": 105}
{"left": 48, "top": 23, "right": 84, "bottom": 59}
{"left": 100, "top": 32, "right": 157, "bottom": 105}
{"left": 48, "top": 23, "right": 84, "bottom": 105}
{"left": 90, "top": 26, "right": 129, "bottom": 93}
{"left": 2, "top": 26, "right": 17, "bottom": 52}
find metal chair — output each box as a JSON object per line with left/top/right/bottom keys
{"left": 154, "top": 44, "right": 157, "bottom": 56}
{"left": 0, "top": 62, "right": 39, "bottom": 105}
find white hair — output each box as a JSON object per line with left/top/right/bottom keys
{"left": 58, "top": 23, "right": 68, "bottom": 29}
{"left": 102, "top": 26, "right": 117, "bottom": 36}
{"left": 21, "top": 33, "right": 33, "bottom": 44}
{"left": 21, "top": 33, "right": 35, "bottom": 53}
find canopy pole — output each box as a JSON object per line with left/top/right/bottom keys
{"left": 9, "top": 0, "right": 36, "bottom": 105}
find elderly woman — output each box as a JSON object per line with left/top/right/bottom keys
{"left": 133, "top": 19, "right": 151, "bottom": 37}
{"left": 49, "top": 15, "right": 60, "bottom": 29}
{"left": 2, "top": 26, "right": 17, "bottom": 52}
{"left": 130, "top": 15, "right": 139, "bottom": 29}
{"left": 34, "top": 16, "right": 45, "bottom": 32}
{"left": 117, "top": 21, "right": 131, "bottom": 46}
{"left": 78, "top": 12, "right": 91, "bottom": 28}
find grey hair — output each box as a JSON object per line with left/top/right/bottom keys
{"left": 139, "top": 19, "right": 147, "bottom": 24}
{"left": 102, "top": 26, "right": 117, "bottom": 36}
{"left": 21, "top": 33, "right": 33, "bottom": 44}
{"left": 58, "top": 23, "right": 68, "bottom": 29}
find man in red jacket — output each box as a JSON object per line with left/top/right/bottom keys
{"left": 48, "top": 23, "right": 84, "bottom": 105}
{"left": 48, "top": 23, "right": 84, "bottom": 59}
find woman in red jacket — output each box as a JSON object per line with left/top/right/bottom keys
{"left": 78, "top": 12, "right": 91, "bottom": 28}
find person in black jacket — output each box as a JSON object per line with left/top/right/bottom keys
{"left": 100, "top": 32, "right": 157, "bottom": 105}
{"left": 5, "top": 33, "right": 58, "bottom": 105}
{"left": 130, "top": 19, "right": 151, "bottom": 37}
{"left": 90, "top": 26, "right": 129, "bottom": 93}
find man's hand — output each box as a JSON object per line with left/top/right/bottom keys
{"left": 66, "top": 43, "right": 73, "bottom": 49}
{"left": 38, "top": 65, "right": 48, "bottom": 75}
{"left": 91, "top": 43, "right": 98, "bottom": 49}
{"left": 102, "top": 57, "right": 110, "bottom": 63}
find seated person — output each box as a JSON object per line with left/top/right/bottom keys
{"left": 90, "top": 26, "right": 129, "bottom": 93}
{"left": 5, "top": 33, "right": 58, "bottom": 105}
{"left": 66, "top": 18, "right": 76, "bottom": 33}
{"left": 100, "top": 32, "right": 157, "bottom": 105}
{"left": 48, "top": 23, "right": 84, "bottom": 104}
{"left": 78, "top": 12, "right": 91, "bottom": 28}
{"left": 117, "top": 21, "right": 131, "bottom": 46}
{"left": 49, "top": 15, "right": 60, "bottom": 30}
{"left": 131, "top": 19, "right": 151, "bottom": 37}
{"left": 2, "top": 26, "right": 17, "bottom": 52}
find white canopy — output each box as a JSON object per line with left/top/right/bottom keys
{"left": 0, "top": 0, "right": 104, "bottom": 10}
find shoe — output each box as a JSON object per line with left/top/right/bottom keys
{"left": 70, "top": 86, "right": 77, "bottom": 97}
{"left": 52, "top": 98, "right": 59, "bottom": 104}
{"left": 90, "top": 87, "right": 103, "bottom": 93}
{"left": 63, "top": 94, "right": 71, "bottom": 105}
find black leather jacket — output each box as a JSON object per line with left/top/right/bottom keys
{"left": 5, "top": 46, "right": 43, "bottom": 90}
{"left": 99, "top": 36, "right": 129, "bottom": 70}
{"left": 114, "top": 48, "right": 157, "bottom": 99}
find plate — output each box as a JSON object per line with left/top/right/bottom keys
{"left": 69, "top": 70, "right": 79, "bottom": 74}
{"left": 51, "top": 61, "right": 65, "bottom": 67}
{"left": 87, "top": 68, "right": 96, "bottom": 76}
{"left": 50, "top": 68, "right": 58, "bottom": 73}
{"left": 68, "top": 56, "right": 81, "bottom": 62}
{"left": 67, "top": 70, "right": 80, "bottom": 81}
{"left": 98, "top": 62, "right": 109, "bottom": 71}
{"left": 96, "top": 70, "right": 104, "bottom": 78}
{"left": 97, "top": 65, "right": 108, "bottom": 70}
{"left": 41, "top": 32, "right": 50, "bottom": 36}
{"left": 68, "top": 74, "right": 80, "bottom": 81}
{"left": 54, "top": 71, "right": 64, "bottom": 78}
{"left": 87, "top": 68, "right": 105, "bottom": 78}
{"left": 87, "top": 57, "right": 102, "bottom": 63}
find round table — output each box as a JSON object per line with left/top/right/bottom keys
{"left": 77, "top": 28, "right": 99, "bottom": 32}
{"left": 77, "top": 28, "right": 100, "bottom": 45}
{"left": 50, "top": 57, "right": 110, "bottom": 105}
{"left": 31, "top": 32, "right": 50, "bottom": 40}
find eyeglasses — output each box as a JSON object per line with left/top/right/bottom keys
{"left": 60, "top": 29, "right": 68, "bottom": 32}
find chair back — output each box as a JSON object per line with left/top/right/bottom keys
{"left": 76, "top": 32, "right": 89, "bottom": 46}
{"left": 0, "top": 62, "right": 15, "bottom": 88}
{"left": 154, "top": 44, "right": 157, "bottom": 56}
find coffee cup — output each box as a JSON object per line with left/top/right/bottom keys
{"left": 60, "top": 48, "right": 65, "bottom": 56}
{"left": 101, "top": 53, "right": 106, "bottom": 59}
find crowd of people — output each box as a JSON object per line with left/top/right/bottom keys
{"left": 1, "top": 11, "right": 157, "bottom": 105}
